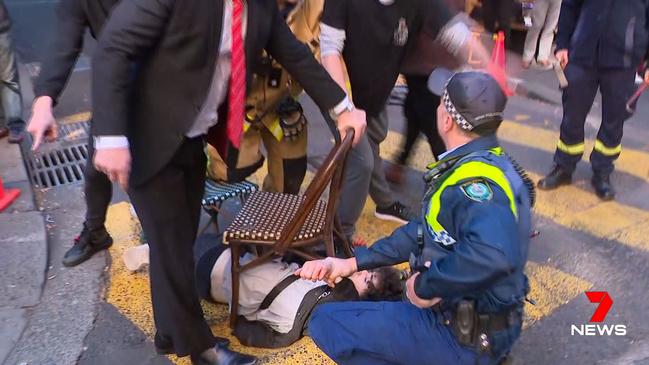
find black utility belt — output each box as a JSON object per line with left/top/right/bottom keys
{"left": 445, "top": 300, "right": 522, "bottom": 354}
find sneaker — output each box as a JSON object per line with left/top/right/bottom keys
{"left": 62, "top": 224, "right": 113, "bottom": 267}
{"left": 8, "top": 126, "right": 25, "bottom": 144}
{"left": 123, "top": 243, "right": 150, "bottom": 271}
{"left": 375, "top": 201, "right": 416, "bottom": 225}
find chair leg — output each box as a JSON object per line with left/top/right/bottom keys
{"left": 334, "top": 216, "right": 354, "bottom": 258}
{"left": 229, "top": 242, "right": 241, "bottom": 328}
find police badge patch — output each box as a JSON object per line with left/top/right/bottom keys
{"left": 461, "top": 180, "right": 493, "bottom": 202}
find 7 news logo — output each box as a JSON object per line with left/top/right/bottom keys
{"left": 571, "top": 291, "right": 627, "bottom": 336}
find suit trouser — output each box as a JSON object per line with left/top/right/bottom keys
{"left": 129, "top": 137, "right": 216, "bottom": 357}
{"left": 554, "top": 64, "right": 635, "bottom": 175}
{"left": 399, "top": 74, "right": 446, "bottom": 165}
{"left": 206, "top": 122, "right": 307, "bottom": 194}
{"left": 522, "top": 0, "right": 561, "bottom": 63}
{"left": 84, "top": 133, "right": 113, "bottom": 231}
{"left": 0, "top": 31, "right": 23, "bottom": 131}
{"left": 339, "top": 108, "right": 394, "bottom": 238}
{"left": 309, "top": 301, "right": 483, "bottom": 365}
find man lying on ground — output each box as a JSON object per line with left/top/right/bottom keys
{"left": 124, "top": 243, "right": 403, "bottom": 348}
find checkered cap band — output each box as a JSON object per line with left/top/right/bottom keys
{"left": 443, "top": 89, "right": 473, "bottom": 131}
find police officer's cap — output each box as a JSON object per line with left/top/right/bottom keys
{"left": 428, "top": 68, "right": 507, "bottom": 135}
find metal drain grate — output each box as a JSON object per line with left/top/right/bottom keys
{"left": 59, "top": 120, "right": 90, "bottom": 142}
{"left": 24, "top": 143, "right": 88, "bottom": 188}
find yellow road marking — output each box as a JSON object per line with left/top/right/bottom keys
{"left": 524, "top": 262, "right": 592, "bottom": 328}
{"left": 58, "top": 112, "right": 92, "bottom": 125}
{"left": 499, "top": 120, "right": 649, "bottom": 182}
{"left": 381, "top": 128, "right": 649, "bottom": 252}
{"left": 105, "top": 202, "right": 587, "bottom": 364}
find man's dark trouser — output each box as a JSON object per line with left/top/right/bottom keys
{"left": 0, "top": 31, "right": 23, "bottom": 132}
{"left": 84, "top": 133, "right": 113, "bottom": 231}
{"left": 309, "top": 301, "right": 486, "bottom": 365}
{"left": 129, "top": 137, "right": 216, "bottom": 357}
{"left": 481, "top": 0, "right": 514, "bottom": 48}
{"left": 399, "top": 74, "right": 446, "bottom": 165}
{"left": 554, "top": 64, "right": 636, "bottom": 175}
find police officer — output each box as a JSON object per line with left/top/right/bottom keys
{"left": 296, "top": 70, "right": 535, "bottom": 365}
{"left": 538, "top": 0, "right": 649, "bottom": 200}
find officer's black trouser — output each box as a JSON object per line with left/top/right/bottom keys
{"left": 84, "top": 132, "right": 113, "bottom": 232}
{"left": 398, "top": 74, "right": 446, "bottom": 165}
{"left": 554, "top": 64, "right": 635, "bottom": 175}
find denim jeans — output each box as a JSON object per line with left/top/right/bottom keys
{"left": 0, "top": 31, "right": 23, "bottom": 131}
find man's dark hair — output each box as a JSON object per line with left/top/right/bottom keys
{"left": 362, "top": 266, "right": 404, "bottom": 301}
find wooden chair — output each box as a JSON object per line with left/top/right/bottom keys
{"left": 223, "top": 129, "right": 355, "bottom": 327}
{"left": 200, "top": 179, "right": 258, "bottom": 235}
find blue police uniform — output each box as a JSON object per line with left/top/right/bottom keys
{"left": 553, "top": 0, "right": 649, "bottom": 174}
{"left": 308, "top": 134, "right": 534, "bottom": 365}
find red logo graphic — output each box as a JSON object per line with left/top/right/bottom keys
{"left": 585, "top": 291, "right": 613, "bottom": 322}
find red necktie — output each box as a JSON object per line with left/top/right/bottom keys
{"left": 227, "top": 0, "right": 246, "bottom": 149}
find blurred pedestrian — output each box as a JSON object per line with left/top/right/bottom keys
{"left": 538, "top": 0, "right": 649, "bottom": 200}
{"left": 320, "top": 0, "right": 488, "bottom": 242}
{"left": 522, "top": 0, "right": 562, "bottom": 69}
{"left": 90, "top": 0, "right": 365, "bottom": 363}
{"left": 387, "top": 1, "right": 469, "bottom": 185}
{"left": 0, "top": 0, "right": 24, "bottom": 143}
{"left": 481, "top": 0, "right": 515, "bottom": 48}
{"left": 27, "top": 0, "right": 119, "bottom": 268}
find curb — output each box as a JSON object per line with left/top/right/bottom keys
{"left": 509, "top": 77, "right": 563, "bottom": 106}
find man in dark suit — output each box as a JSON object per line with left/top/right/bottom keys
{"left": 91, "top": 0, "right": 366, "bottom": 364}
{"left": 27, "top": 0, "right": 120, "bottom": 268}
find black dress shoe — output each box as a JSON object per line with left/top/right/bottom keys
{"left": 191, "top": 345, "right": 257, "bottom": 365}
{"left": 154, "top": 332, "right": 174, "bottom": 355}
{"left": 62, "top": 224, "right": 113, "bottom": 267}
{"left": 592, "top": 173, "right": 615, "bottom": 201}
{"left": 537, "top": 166, "right": 572, "bottom": 190}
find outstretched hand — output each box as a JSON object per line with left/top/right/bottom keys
{"left": 295, "top": 257, "right": 358, "bottom": 287}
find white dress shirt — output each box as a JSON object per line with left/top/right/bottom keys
{"left": 95, "top": 0, "right": 351, "bottom": 150}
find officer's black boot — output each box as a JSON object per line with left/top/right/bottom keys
{"left": 591, "top": 172, "right": 615, "bottom": 201}
{"left": 62, "top": 224, "right": 113, "bottom": 267}
{"left": 537, "top": 165, "right": 572, "bottom": 190}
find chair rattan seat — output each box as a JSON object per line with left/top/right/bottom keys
{"left": 224, "top": 191, "right": 327, "bottom": 243}
{"left": 202, "top": 179, "right": 258, "bottom": 207}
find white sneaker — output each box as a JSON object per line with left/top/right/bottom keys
{"left": 123, "top": 243, "right": 150, "bottom": 272}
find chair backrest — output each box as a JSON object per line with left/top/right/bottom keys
{"left": 273, "top": 128, "right": 355, "bottom": 254}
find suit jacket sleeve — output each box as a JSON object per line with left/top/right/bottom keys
{"left": 92, "top": 0, "right": 174, "bottom": 137}
{"left": 555, "top": 0, "right": 584, "bottom": 52}
{"left": 33, "top": 0, "right": 87, "bottom": 104}
{"left": 265, "top": 1, "right": 346, "bottom": 123}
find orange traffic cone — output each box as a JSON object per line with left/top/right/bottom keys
{"left": 488, "top": 31, "right": 513, "bottom": 96}
{"left": 0, "top": 176, "right": 20, "bottom": 212}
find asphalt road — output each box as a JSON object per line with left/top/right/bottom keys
{"left": 6, "top": 2, "right": 649, "bottom": 364}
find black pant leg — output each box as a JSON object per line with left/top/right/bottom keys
{"left": 84, "top": 133, "right": 113, "bottom": 231}
{"left": 482, "top": 0, "right": 498, "bottom": 33}
{"left": 554, "top": 63, "right": 599, "bottom": 172}
{"left": 404, "top": 75, "right": 445, "bottom": 160}
{"left": 498, "top": 0, "right": 514, "bottom": 48}
{"left": 129, "top": 138, "right": 215, "bottom": 357}
{"left": 399, "top": 75, "right": 423, "bottom": 165}
{"left": 590, "top": 67, "right": 635, "bottom": 174}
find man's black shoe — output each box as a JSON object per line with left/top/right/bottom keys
{"left": 154, "top": 332, "right": 174, "bottom": 355}
{"left": 375, "top": 201, "right": 416, "bottom": 225}
{"left": 62, "top": 225, "right": 113, "bottom": 267}
{"left": 591, "top": 173, "right": 615, "bottom": 201}
{"left": 537, "top": 166, "right": 572, "bottom": 190}
{"left": 190, "top": 344, "right": 257, "bottom": 365}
